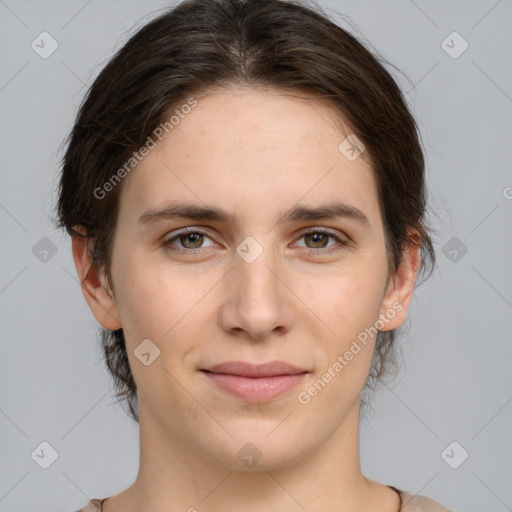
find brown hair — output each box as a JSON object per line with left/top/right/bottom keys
{"left": 55, "top": 0, "right": 436, "bottom": 423}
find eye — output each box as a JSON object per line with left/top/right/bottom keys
{"left": 163, "top": 228, "right": 215, "bottom": 253}
{"left": 162, "top": 227, "right": 349, "bottom": 256}
{"left": 294, "top": 228, "right": 349, "bottom": 256}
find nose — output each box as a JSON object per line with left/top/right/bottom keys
{"left": 218, "top": 239, "right": 295, "bottom": 342}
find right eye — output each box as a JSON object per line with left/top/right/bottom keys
{"left": 162, "top": 228, "right": 216, "bottom": 254}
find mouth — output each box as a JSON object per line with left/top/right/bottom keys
{"left": 200, "top": 360, "right": 309, "bottom": 403}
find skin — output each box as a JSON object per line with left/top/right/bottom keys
{"left": 73, "top": 85, "right": 420, "bottom": 512}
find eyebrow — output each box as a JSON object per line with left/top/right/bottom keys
{"left": 137, "top": 201, "right": 371, "bottom": 229}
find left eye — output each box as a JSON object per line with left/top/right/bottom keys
{"left": 295, "top": 230, "right": 343, "bottom": 250}
{"left": 162, "top": 228, "right": 348, "bottom": 255}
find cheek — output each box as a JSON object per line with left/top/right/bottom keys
{"left": 304, "top": 266, "right": 386, "bottom": 334}
{"left": 113, "top": 256, "right": 209, "bottom": 407}
{"left": 112, "top": 248, "right": 183, "bottom": 324}
{"left": 111, "top": 250, "right": 222, "bottom": 365}
{"left": 296, "top": 275, "right": 383, "bottom": 404}
{"left": 297, "top": 266, "right": 387, "bottom": 390}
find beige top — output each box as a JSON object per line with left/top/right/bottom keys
{"left": 72, "top": 486, "right": 453, "bottom": 511}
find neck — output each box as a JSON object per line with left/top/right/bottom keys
{"left": 107, "top": 399, "right": 396, "bottom": 512}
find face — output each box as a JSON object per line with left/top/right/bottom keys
{"left": 80, "top": 86, "right": 415, "bottom": 471}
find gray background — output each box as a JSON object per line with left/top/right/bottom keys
{"left": 1, "top": 1, "right": 511, "bottom": 511}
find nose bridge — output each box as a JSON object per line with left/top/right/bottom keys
{"left": 236, "top": 233, "right": 281, "bottom": 303}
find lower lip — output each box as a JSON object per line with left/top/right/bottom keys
{"left": 201, "top": 371, "right": 308, "bottom": 402}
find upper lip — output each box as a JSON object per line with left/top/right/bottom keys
{"left": 202, "top": 360, "right": 307, "bottom": 377}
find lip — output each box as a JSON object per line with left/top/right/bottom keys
{"left": 204, "top": 360, "right": 306, "bottom": 377}
{"left": 201, "top": 360, "right": 309, "bottom": 403}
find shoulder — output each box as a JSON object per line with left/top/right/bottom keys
{"left": 396, "top": 488, "right": 453, "bottom": 511}
{"left": 71, "top": 498, "right": 106, "bottom": 512}
{"left": 73, "top": 491, "right": 454, "bottom": 512}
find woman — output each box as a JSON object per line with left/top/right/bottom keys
{"left": 57, "top": 0, "right": 451, "bottom": 510}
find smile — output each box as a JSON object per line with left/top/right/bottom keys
{"left": 201, "top": 371, "right": 308, "bottom": 402}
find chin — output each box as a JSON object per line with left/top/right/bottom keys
{"left": 201, "top": 427, "right": 312, "bottom": 473}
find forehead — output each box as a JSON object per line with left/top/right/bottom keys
{"left": 117, "top": 86, "right": 381, "bottom": 228}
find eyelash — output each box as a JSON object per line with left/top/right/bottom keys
{"left": 162, "top": 227, "right": 349, "bottom": 257}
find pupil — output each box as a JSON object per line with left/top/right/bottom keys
{"left": 310, "top": 233, "right": 326, "bottom": 248}
{"left": 183, "top": 233, "right": 202, "bottom": 248}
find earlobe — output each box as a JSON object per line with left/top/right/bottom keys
{"left": 71, "top": 232, "right": 122, "bottom": 331}
{"left": 378, "top": 230, "right": 421, "bottom": 332}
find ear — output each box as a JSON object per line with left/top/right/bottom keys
{"left": 378, "top": 229, "right": 421, "bottom": 332}
{"left": 71, "top": 230, "right": 122, "bottom": 330}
